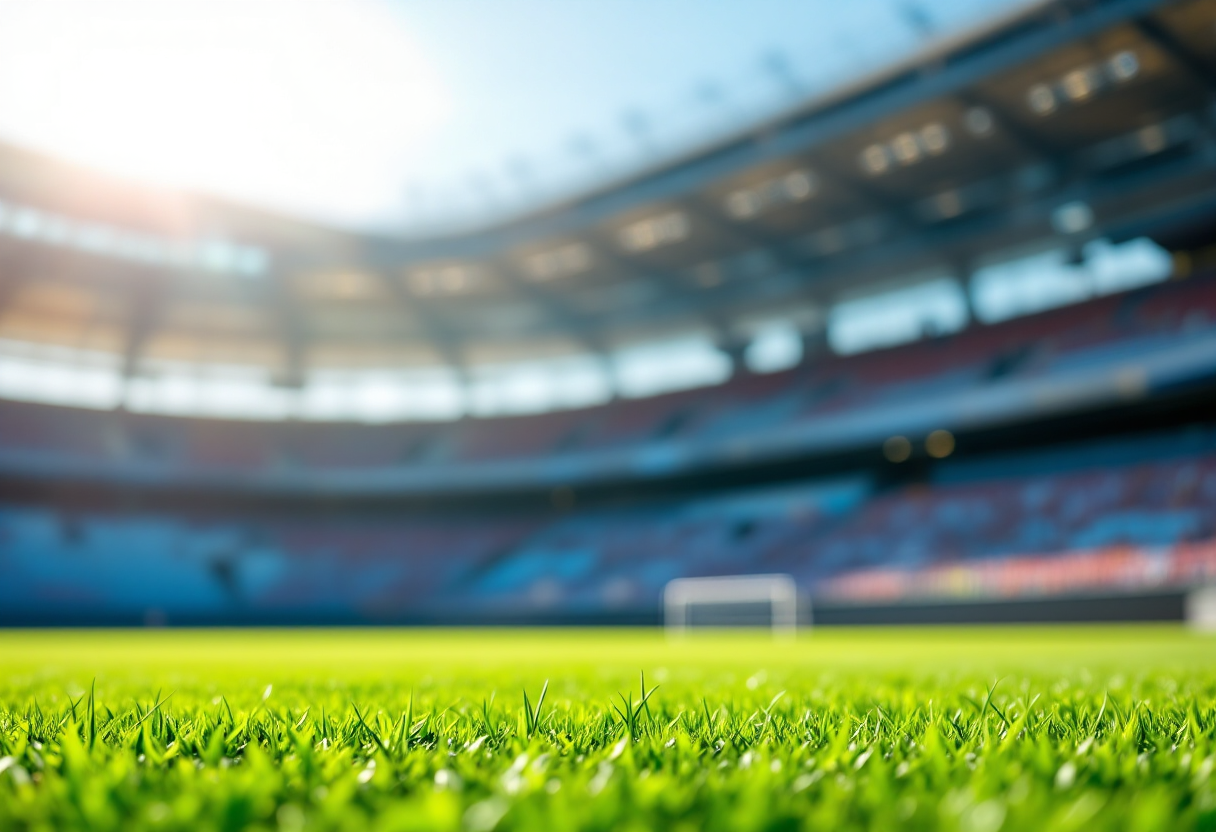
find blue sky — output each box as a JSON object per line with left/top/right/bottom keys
{"left": 0, "top": 0, "right": 1028, "bottom": 233}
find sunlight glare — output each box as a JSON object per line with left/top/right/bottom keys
{"left": 0, "top": 0, "right": 450, "bottom": 226}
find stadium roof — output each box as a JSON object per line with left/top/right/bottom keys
{"left": 0, "top": 0, "right": 1212, "bottom": 422}
{"left": 0, "top": 0, "right": 1030, "bottom": 235}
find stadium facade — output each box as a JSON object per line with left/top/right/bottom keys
{"left": 0, "top": 0, "right": 1214, "bottom": 625}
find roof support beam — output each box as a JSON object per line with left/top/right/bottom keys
{"left": 412, "top": 0, "right": 1174, "bottom": 255}
{"left": 785, "top": 142, "right": 1216, "bottom": 305}
{"left": 269, "top": 288, "right": 308, "bottom": 389}
{"left": 586, "top": 241, "right": 737, "bottom": 344}
{"left": 1133, "top": 15, "right": 1216, "bottom": 94}
{"left": 378, "top": 275, "right": 471, "bottom": 379}
{"left": 681, "top": 199, "right": 803, "bottom": 269}
{"left": 494, "top": 262, "right": 609, "bottom": 355}
{"left": 119, "top": 278, "right": 166, "bottom": 379}
{"left": 955, "top": 89, "right": 1065, "bottom": 163}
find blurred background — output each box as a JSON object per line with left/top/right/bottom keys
{"left": 0, "top": 0, "right": 1213, "bottom": 627}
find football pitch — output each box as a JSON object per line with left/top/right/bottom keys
{"left": 1, "top": 626, "right": 1214, "bottom": 831}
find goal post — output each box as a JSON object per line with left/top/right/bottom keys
{"left": 1186, "top": 584, "right": 1216, "bottom": 631}
{"left": 663, "top": 574, "right": 800, "bottom": 636}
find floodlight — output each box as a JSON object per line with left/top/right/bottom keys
{"left": 860, "top": 144, "right": 891, "bottom": 175}
{"left": 1061, "top": 67, "right": 1100, "bottom": 102}
{"left": 410, "top": 263, "right": 479, "bottom": 295}
{"left": 919, "top": 123, "right": 950, "bottom": 155}
{"left": 883, "top": 435, "right": 912, "bottom": 462}
{"left": 526, "top": 243, "right": 591, "bottom": 281}
{"left": 725, "top": 170, "right": 815, "bottom": 220}
{"left": 925, "top": 429, "right": 955, "bottom": 458}
{"left": 1051, "top": 201, "right": 1094, "bottom": 235}
{"left": 964, "top": 107, "right": 994, "bottom": 137}
{"left": 891, "top": 131, "right": 922, "bottom": 165}
{"left": 725, "top": 190, "right": 760, "bottom": 219}
{"left": 619, "top": 211, "right": 689, "bottom": 252}
{"left": 781, "top": 170, "right": 815, "bottom": 200}
{"left": 1027, "top": 84, "right": 1057, "bottom": 115}
{"left": 1107, "top": 50, "right": 1140, "bottom": 82}
{"left": 440, "top": 266, "right": 466, "bottom": 292}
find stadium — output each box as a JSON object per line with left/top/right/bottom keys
{"left": 0, "top": 0, "right": 1215, "bottom": 828}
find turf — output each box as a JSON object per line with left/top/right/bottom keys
{"left": 1, "top": 626, "right": 1214, "bottom": 831}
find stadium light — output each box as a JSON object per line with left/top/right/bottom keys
{"left": 883, "top": 435, "right": 912, "bottom": 462}
{"left": 925, "top": 429, "right": 955, "bottom": 458}
{"left": 1107, "top": 50, "right": 1140, "bottom": 82}
{"left": 1051, "top": 201, "right": 1094, "bottom": 235}
{"left": 523, "top": 242, "right": 592, "bottom": 281}
{"left": 1088, "top": 116, "right": 1194, "bottom": 170}
{"left": 859, "top": 122, "right": 950, "bottom": 175}
{"left": 725, "top": 191, "right": 761, "bottom": 219}
{"left": 1061, "top": 67, "right": 1100, "bottom": 103}
{"left": 1026, "top": 50, "right": 1140, "bottom": 117}
{"left": 891, "top": 131, "right": 922, "bottom": 165}
{"left": 297, "top": 271, "right": 386, "bottom": 301}
{"left": 963, "top": 107, "right": 995, "bottom": 137}
{"left": 782, "top": 170, "right": 815, "bottom": 200}
{"left": 860, "top": 144, "right": 892, "bottom": 175}
{"left": 723, "top": 169, "right": 816, "bottom": 220}
{"left": 921, "top": 123, "right": 950, "bottom": 154}
{"left": 1027, "top": 84, "right": 1057, "bottom": 115}
{"left": 408, "top": 263, "right": 483, "bottom": 295}
{"left": 618, "top": 211, "right": 689, "bottom": 253}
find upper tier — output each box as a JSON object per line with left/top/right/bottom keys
{"left": 1, "top": 272, "right": 1213, "bottom": 495}
{"left": 0, "top": 0, "right": 1212, "bottom": 386}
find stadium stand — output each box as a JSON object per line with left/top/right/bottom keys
{"left": 0, "top": 0, "right": 1213, "bottom": 626}
{"left": 0, "top": 270, "right": 1213, "bottom": 492}
{"left": 2, "top": 426, "right": 1213, "bottom": 625}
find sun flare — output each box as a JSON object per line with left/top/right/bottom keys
{"left": 0, "top": 0, "right": 450, "bottom": 225}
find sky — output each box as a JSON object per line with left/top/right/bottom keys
{"left": 0, "top": 0, "right": 1030, "bottom": 235}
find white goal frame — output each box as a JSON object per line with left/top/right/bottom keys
{"left": 1186, "top": 584, "right": 1216, "bottom": 631}
{"left": 663, "top": 574, "right": 799, "bottom": 636}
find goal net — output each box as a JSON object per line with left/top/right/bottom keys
{"left": 663, "top": 574, "right": 800, "bottom": 636}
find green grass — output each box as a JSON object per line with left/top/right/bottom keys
{"left": 1, "top": 626, "right": 1215, "bottom": 831}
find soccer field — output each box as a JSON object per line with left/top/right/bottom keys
{"left": 1, "top": 626, "right": 1214, "bottom": 831}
